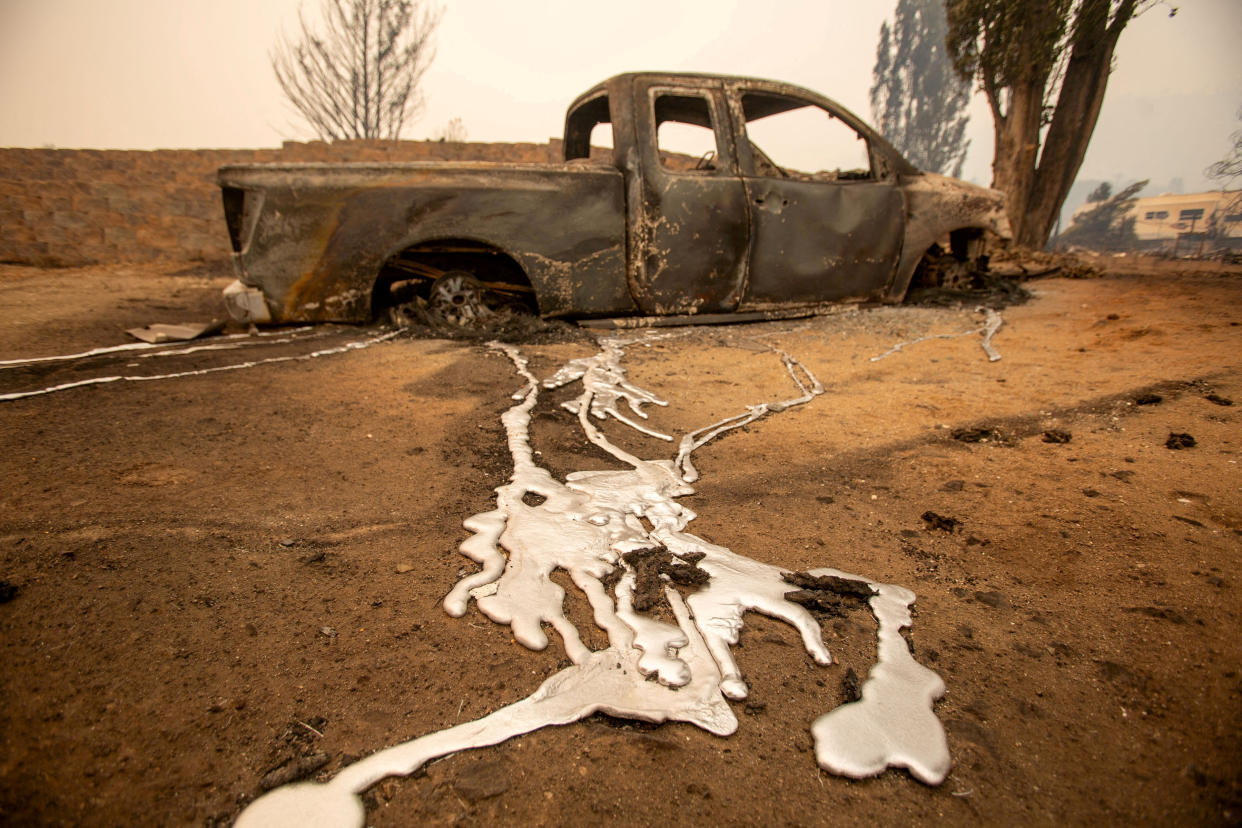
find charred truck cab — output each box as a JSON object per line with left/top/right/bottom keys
{"left": 219, "top": 72, "right": 1010, "bottom": 326}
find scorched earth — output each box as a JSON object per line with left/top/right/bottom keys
{"left": 0, "top": 256, "right": 1239, "bottom": 825}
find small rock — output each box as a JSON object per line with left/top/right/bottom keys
{"left": 1083, "top": 488, "right": 1102, "bottom": 498}
{"left": 974, "top": 590, "right": 1009, "bottom": 609}
{"left": 278, "top": 538, "right": 296, "bottom": 548}
{"left": 1042, "top": 429, "right": 1072, "bottom": 444}
{"left": 1134, "top": 393, "right": 1162, "bottom": 406}
{"left": 394, "top": 562, "right": 415, "bottom": 574}
{"left": 0, "top": 580, "right": 18, "bottom": 604}
{"left": 453, "top": 760, "right": 510, "bottom": 803}
{"left": 940, "top": 479, "right": 965, "bottom": 492}
{"left": 1166, "top": 432, "right": 1196, "bottom": 450}
{"left": 1205, "top": 393, "right": 1233, "bottom": 406}
{"left": 320, "top": 626, "right": 337, "bottom": 638}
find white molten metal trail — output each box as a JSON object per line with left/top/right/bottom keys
{"left": 870, "top": 307, "right": 1003, "bottom": 363}
{"left": 0, "top": 330, "right": 393, "bottom": 403}
{"left": 235, "top": 336, "right": 949, "bottom": 828}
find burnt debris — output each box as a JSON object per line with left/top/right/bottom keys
{"left": 921, "top": 511, "right": 962, "bottom": 532}
{"left": 781, "top": 571, "right": 876, "bottom": 618}
{"left": 620, "top": 546, "right": 711, "bottom": 612}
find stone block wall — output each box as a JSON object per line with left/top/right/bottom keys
{"left": 0, "top": 139, "right": 562, "bottom": 266}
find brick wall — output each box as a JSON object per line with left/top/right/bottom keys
{"left": 0, "top": 139, "right": 563, "bottom": 267}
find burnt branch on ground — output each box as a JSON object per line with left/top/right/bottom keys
{"left": 781, "top": 571, "right": 876, "bottom": 619}
{"left": 620, "top": 547, "right": 711, "bottom": 617}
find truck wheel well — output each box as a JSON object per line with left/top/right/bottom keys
{"left": 910, "top": 227, "right": 990, "bottom": 290}
{"left": 372, "top": 239, "right": 538, "bottom": 318}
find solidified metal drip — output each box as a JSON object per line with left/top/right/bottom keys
{"left": 978, "top": 307, "right": 1003, "bottom": 362}
{"left": 870, "top": 306, "right": 1003, "bottom": 363}
{"left": 0, "top": 330, "right": 400, "bottom": 402}
{"left": 0, "top": 326, "right": 317, "bottom": 369}
{"left": 235, "top": 336, "right": 949, "bottom": 828}
{"left": 809, "top": 571, "right": 950, "bottom": 784}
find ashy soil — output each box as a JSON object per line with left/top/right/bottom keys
{"left": 0, "top": 258, "right": 1239, "bottom": 826}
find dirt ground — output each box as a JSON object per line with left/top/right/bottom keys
{"left": 1, "top": 257, "right": 1240, "bottom": 826}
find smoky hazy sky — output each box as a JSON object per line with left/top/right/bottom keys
{"left": 1, "top": 0, "right": 1238, "bottom": 203}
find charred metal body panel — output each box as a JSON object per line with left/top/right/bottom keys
{"left": 220, "top": 163, "right": 631, "bottom": 322}
{"left": 887, "top": 172, "right": 1013, "bottom": 299}
{"left": 219, "top": 72, "right": 1010, "bottom": 325}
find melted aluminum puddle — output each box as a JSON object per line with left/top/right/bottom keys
{"left": 236, "top": 336, "right": 950, "bottom": 827}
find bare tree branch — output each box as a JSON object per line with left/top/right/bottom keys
{"left": 272, "top": 0, "right": 442, "bottom": 141}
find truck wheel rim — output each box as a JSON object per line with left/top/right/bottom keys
{"left": 429, "top": 272, "right": 490, "bottom": 323}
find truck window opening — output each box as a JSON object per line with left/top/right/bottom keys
{"left": 654, "top": 93, "right": 719, "bottom": 172}
{"left": 741, "top": 92, "right": 873, "bottom": 182}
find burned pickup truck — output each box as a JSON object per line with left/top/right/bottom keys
{"left": 219, "top": 72, "right": 1010, "bottom": 326}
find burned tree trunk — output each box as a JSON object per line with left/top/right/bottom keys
{"left": 950, "top": 0, "right": 1145, "bottom": 249}
{"left": 1021, "top": 0, "right": 1136, "bottom": 247}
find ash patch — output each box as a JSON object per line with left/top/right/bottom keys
{"left": 906, "top": 277, "right": 1030, "bottom": 309}
{"left": 781, "top": 571, "right": 876, "bottom": 619}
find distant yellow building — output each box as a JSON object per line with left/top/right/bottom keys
{"left": 1070, "top": 189, "right": 1242, "bottom": 253}
{"left": 1132, "top": 191, "right": 1240, "bottom": 243}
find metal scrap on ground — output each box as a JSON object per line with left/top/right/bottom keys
{"left": 124, "top": 320, "right": 225, "bottom": 344}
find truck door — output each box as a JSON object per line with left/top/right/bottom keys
{"left": 628, "top": 84, "right": 749, "bottom": 315}
{"left": 729, "top": 87, "right": 904, "bottom": 306}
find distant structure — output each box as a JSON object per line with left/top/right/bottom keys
{"left": 1069, "top": 190, "right": 1242, "bottom": 255}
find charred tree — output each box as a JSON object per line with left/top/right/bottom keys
{"left": 946, "top": 0, "right": 1165, "bottom": 248}
{"left": 870, "top": 0, "right": 971, "bottom": 177}
{"left": 1086, "top": 181, "right": 1112, "bottom": 202}
{"left": 272, "top": 0, "right": 442, "bottom": 141}
{"left": 1206, "top": 107, "right": 1242, "bottom": 217}
{"left": 1053, "top": 178, "right": 1146, "bottom": 251}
